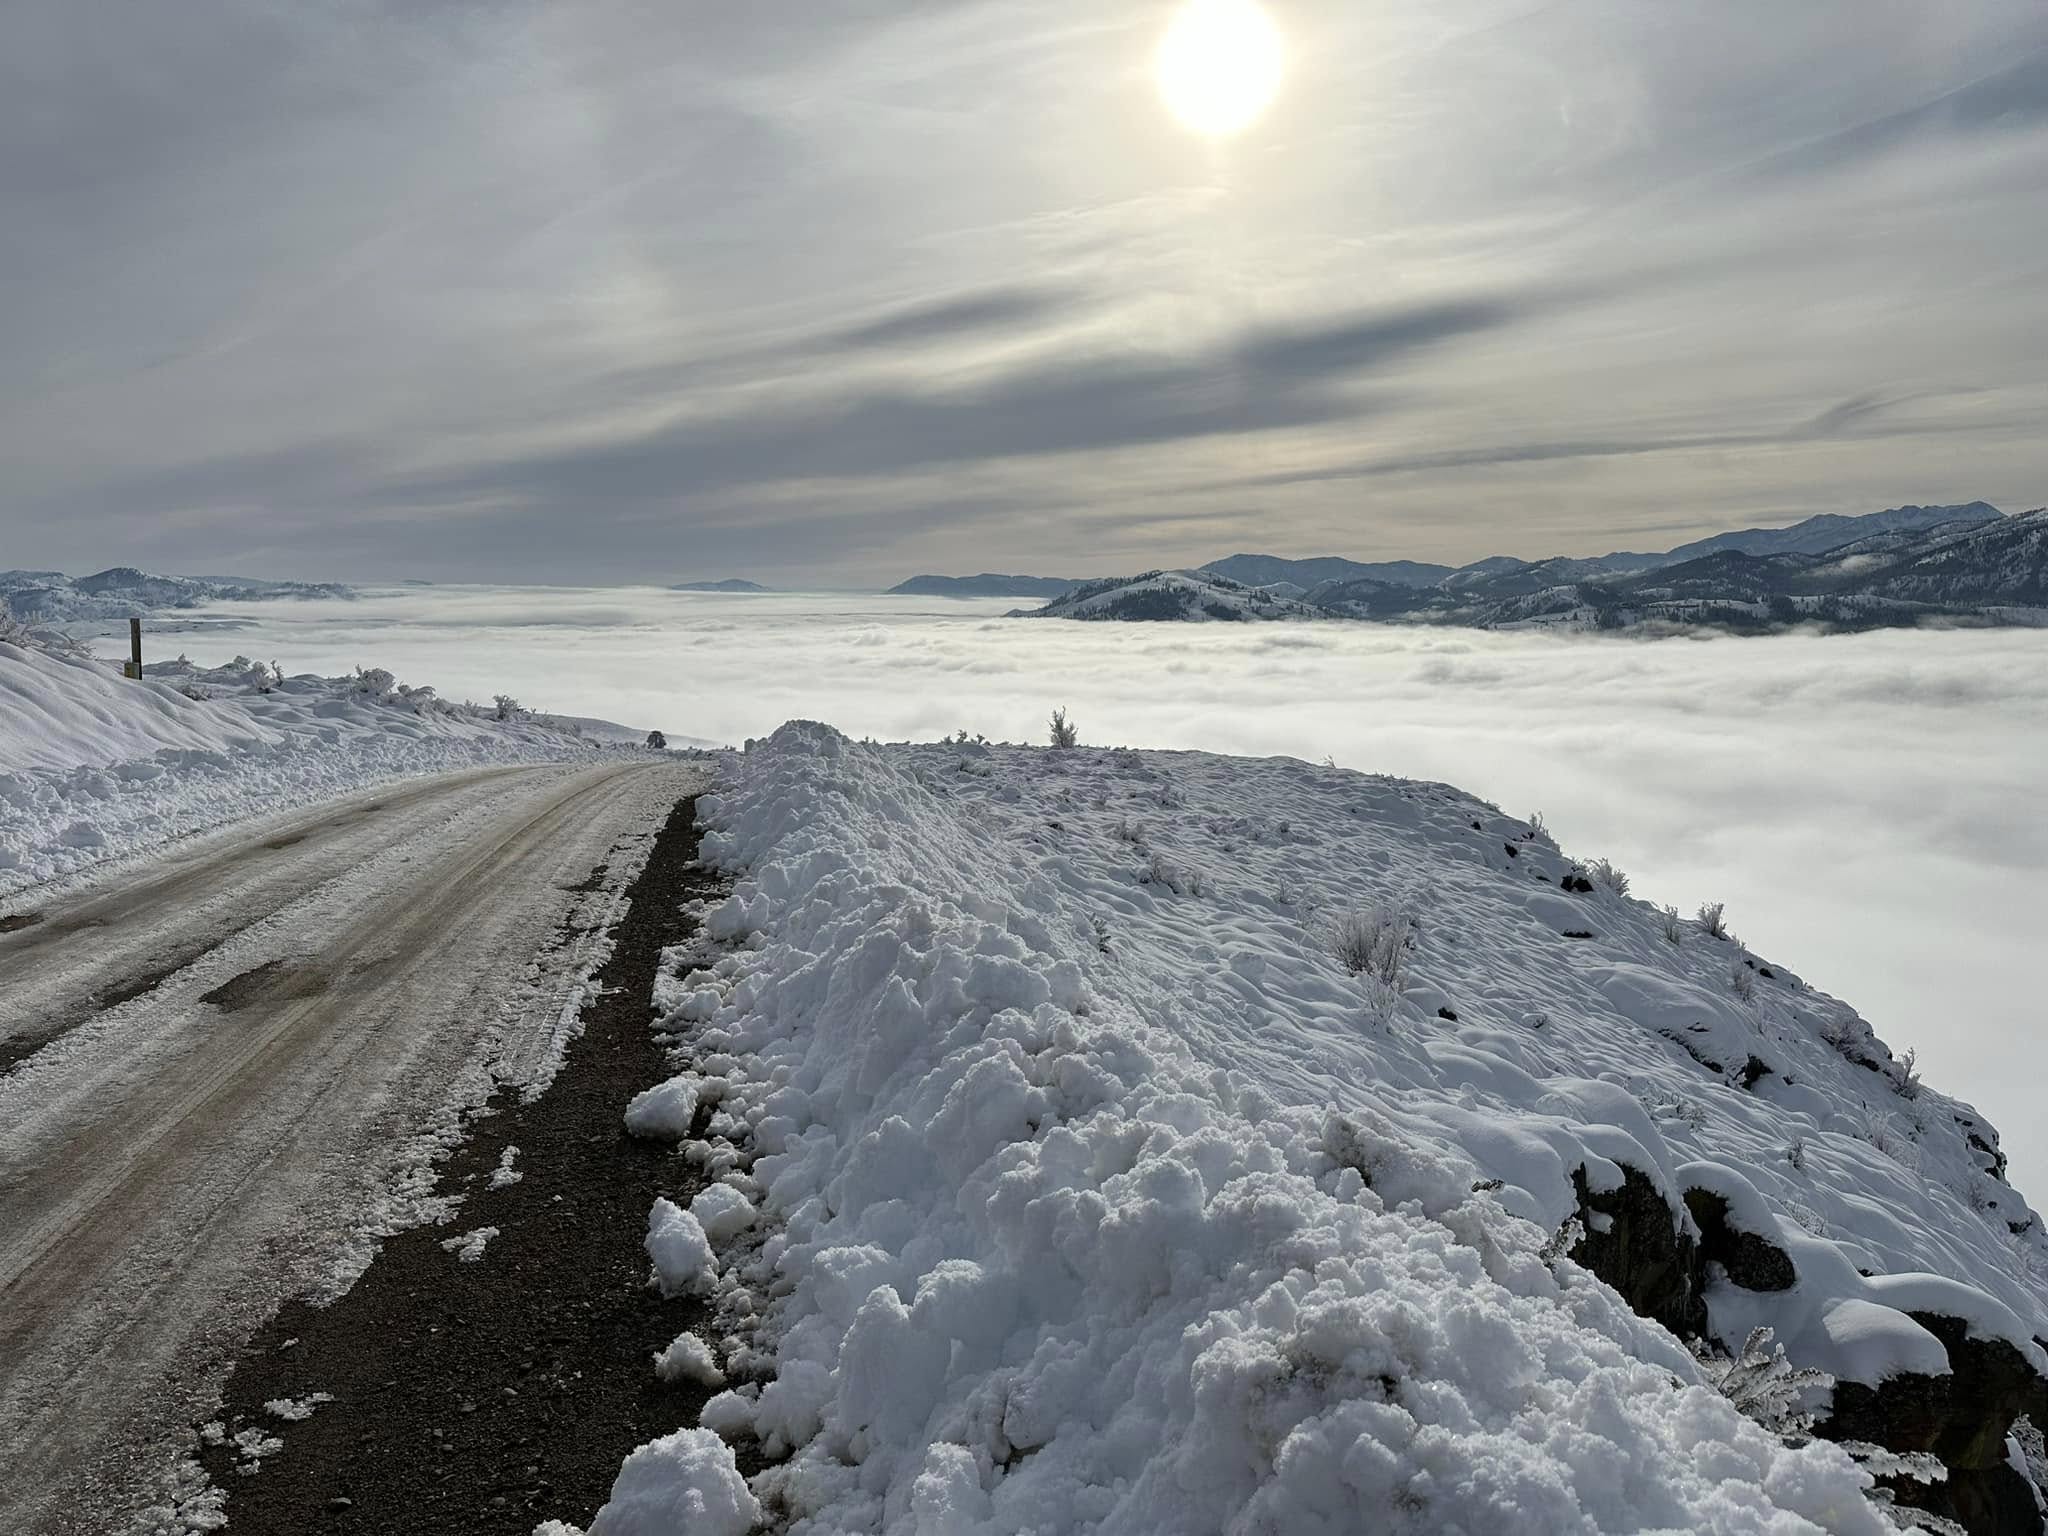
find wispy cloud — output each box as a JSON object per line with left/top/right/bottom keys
{"left": 2, "top": 0, "right": 2044, "bottom": 581}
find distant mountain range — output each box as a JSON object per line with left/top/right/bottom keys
{"left": 1016, "top": 503, "right": 2048, "bottom": 632}
{"left": 671, "top": 578, "right": 770, "bottom": 593}
{"left": 0, "top": 567, "right": 353, "bottom": 622}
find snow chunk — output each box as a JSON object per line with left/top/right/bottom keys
{"left": 652, "top": 1331, "right": 725, "bottom": 1387}
{"left": 587, "top": 1428, "right": 758, "bottom": 1536}
{"left": 262, "top": 1393, "right": 333, "bottom": 1422}
{"left": 623, "top": 1075, "right": 700, "bottom": 1141}
{"left": 439, "top": 1226, "right": 498, "bottom": 1263}
{"left": 688, "top": 1181, "right": 755, "bottom": 1244}
{"left": 645, "top": 1198, "right": 714, "bottom": 1296}
{"left": 489, "top": 1146, "right": 524, "bottom": 1188}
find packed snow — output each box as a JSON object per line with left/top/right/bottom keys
{"left": 0, "top": 641, "right": 637, "bottom": 896}
{"left": 605, "top": 722, "right": 2047, "bottom": 1533}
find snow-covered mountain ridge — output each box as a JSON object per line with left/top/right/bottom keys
{"left": 625, "top": 724, "right": 2047, "bottom": 1534}
{"left": 1019, "top": 506, "right": 2046, "bottom": 632}
{"left": 0, "top": 566, "right": 351, "bottom": 621}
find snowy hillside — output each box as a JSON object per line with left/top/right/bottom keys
{"left": 609, "top": 725, "right": 2047, "bottom": 1534}
{"left": 1022, "top": 570, "right": 1318, "bottom": 622}
{"left": 0, "top": 642, "right": 628, "bottom": 894}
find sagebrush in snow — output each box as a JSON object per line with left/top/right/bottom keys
{"left": 1048, "top": 707, "right": 1078, "bottom": 749}
{"left": 1142, "top": 851, "right": 1203, "bottom": 896}
{"left": 1894, "top": 1046, "right": 1922, "bottom": 1100}
{"left": 1698, "top": 900, "right": 1730, "bottom": 939}
{"left": 1586, "top": 858, "right": 1630, "bottom": 896}
{"left": 1330, "top": 901, "right": 1414, "bottom": 986}
{"left": 1659, "top": 904, "right": 1684, "bottom": 944}
{"left": 1730, "top": 961, "right": 1757, "bottom": 1003}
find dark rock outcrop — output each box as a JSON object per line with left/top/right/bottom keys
{"left": 1567, "top": 1165, "right": 1706, "bottom": 1339}
{"left": 1820, "top": 1313, "right": 2048, "bottom": 1534}
{"left": 1683, "top": 1187, "right": 1796, "bottom": 1291}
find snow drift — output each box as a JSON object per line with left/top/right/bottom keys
{"left": 607, "top": 723, "right": 2048, "bottom": 1532}
{"left": 0, "top": 642, "right": 616, "bottom": 895}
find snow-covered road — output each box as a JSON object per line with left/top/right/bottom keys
{"left": 0, "top": 758, "right": 704, "bottom": 1535}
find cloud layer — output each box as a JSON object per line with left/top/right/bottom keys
{"left": 5, "top": 1, "right": 2046, "bottom": 582}
{"left": 140, "top": 589, "right": 2048, "bottom": 1199}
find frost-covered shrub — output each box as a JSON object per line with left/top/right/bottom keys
{"left": 1693, "top": 1327, "right": 1829, "bottom": 1441}
{"left": 1331, "top": 901, "right": 1413, "bottom": 986}
{"left": 1894, "top": 1046, "right": 1922, "bottom": 1100}
{"left": 1698, "top": 900, "right": 1730, "bottom": 939}
{"left": 1730, "top": 961, "right": 1757, "bottom": 1003}
{"left": 1048, "top": 707, "right": 1078, "bottom": 749}
{"left": 493, "top": 693, "right": 526, "bottom": 722}
{"left": 1586, "top": 858, "right": 1630, "bottom": 896}
{"left": 1142, "top": 851, "right": 1203, "bottom": 896}
{"left": 1659, "top": 904, "right": 1684, "bottom": 944}
{"left": 1859, "top": 1113, "right": 1922, "bottom": 1171}
{"left": 0, "top": 611, "right": 89, "bottom": 658}
{"left": 1112, "top": 815, "right": 1145, "bottom": 847}
{"left": 2015, "top": 1418, "right": 2047, "bottom": 1506}
{"left": 351, "top": 665, "right": 397, "bottom": 699}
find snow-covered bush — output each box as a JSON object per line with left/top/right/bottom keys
{"left": 493, "top": 693, "right": 526, "bottom": 722}
{"left": 1895, "top": 1046, "right": 1922, "bottom": 1100}
{"left": 1693, "top": 1327, "right": 1829, "bottom": 1441}
{"left": 1698, "top": 900, "right": 1730, "bottom": 939}
{"left": 1586, "top": 857, "right": 1630, "bottom": 896}
{"left": 1659, "top": 904, "right": 1684, "bottom": 944}
{"left": 0, "top": 610, "right": 89, "bottom": 658}
{"left": 1730, "top": 959, "right": 1758, "bottom": 1003}
{"left": 1330, "top": 900, "right": 1413, "bottom": 985}
{"left": 1048, "top": 706, "right": 1078, "bottom": 749}
{"left": 350, "top": 665, "right": 397, "bottom": 699}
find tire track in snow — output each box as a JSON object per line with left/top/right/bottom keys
{"left": 0, "top": 758, "right": 705, "bottom": 1536}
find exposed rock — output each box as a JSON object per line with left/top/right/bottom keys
{"left": 1567, "top": 1164, "right": 1706, "bottom": 1339}
{"left": 1682, "top": 1187, "right": 1795, "bottom": 1291}
{"left": 1819, "top": 1313, "right": 2048, "bottom": 1534}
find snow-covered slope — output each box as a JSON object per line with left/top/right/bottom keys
{"left": 617, "top": 725, "right": 2047, "bottom": 1535}
{"left": 1023, "top": 570, "right": 1318, "bottom": 622}
{"left": 0, "top": 643, "right": 625, "bottom": 894}
{"left": 1658, "top": 504, "right": 2005, "bottom": 566}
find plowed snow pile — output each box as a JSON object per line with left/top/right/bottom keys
{"left": 0, "top": 642, "right": 608, "bottom": 894}
{"left": 597, "top": 723, "right": 2047, "bottom": 1533}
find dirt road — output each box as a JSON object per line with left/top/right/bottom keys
{"left": 0, "top": 759, "right": 704, "bottom": 1534}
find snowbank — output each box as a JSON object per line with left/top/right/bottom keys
{"left": 625, "top": 723, "right": 2048, "bottom": 1532}
{"left": 0, "top": 643, "right": 619, "bottom": 895}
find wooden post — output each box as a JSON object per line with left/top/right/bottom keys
{"left": 126, "top": 617, "right": 143, "bottom": 680}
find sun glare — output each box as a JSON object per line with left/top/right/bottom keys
{"left": 1154, "top": 0, "right": 1284, "bottom": 139}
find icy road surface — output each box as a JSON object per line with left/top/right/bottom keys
{"left": 0, "top": 758, "right": 705, "bottom": 1535}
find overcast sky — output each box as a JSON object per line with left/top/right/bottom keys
{"left": 5, "top": 1, "right": 2045, "bottom": 585}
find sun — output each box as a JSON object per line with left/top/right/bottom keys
{"left": 1154, "top": 0, "right": 1285, "bottom": 139}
